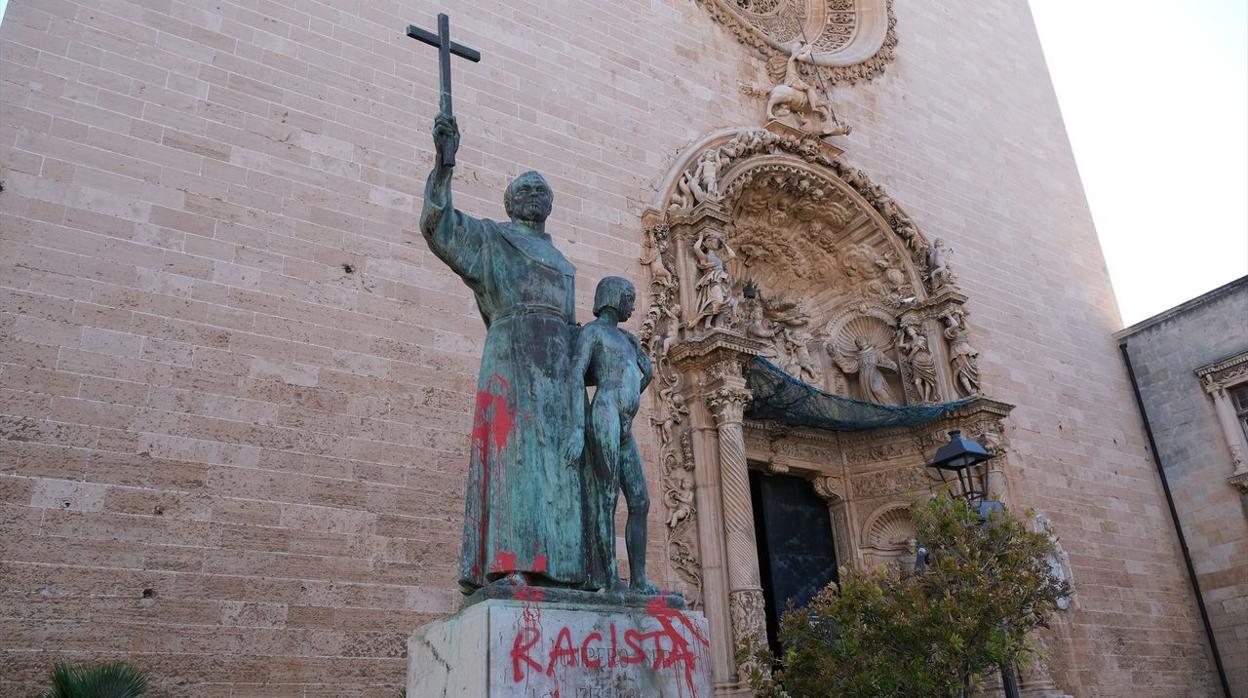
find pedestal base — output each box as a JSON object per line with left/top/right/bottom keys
{"left": 408, "top": 596, "right": 713, "bottom": 697}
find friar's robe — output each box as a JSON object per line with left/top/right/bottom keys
{"left": 421, "top": 189, "right": 585, "bottom": 591}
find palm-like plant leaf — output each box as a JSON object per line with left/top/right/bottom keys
{"left": 37, "top": 661, "right": 147, "bottom": 698}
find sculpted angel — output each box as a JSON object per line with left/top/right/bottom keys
{"left": 640, "top": 227, "right": 673, "bottom": 289}
{"left": 782, "top": 329, "right": 821, "bottom": 385}
{"left": 830, "top": 335, "right": 898, "bottom": 405}
{"left": 663, "top": 469, "right": 695, "bottom": 529}
{"left": 928, "top": 237, "right": 955, "bottom": 291}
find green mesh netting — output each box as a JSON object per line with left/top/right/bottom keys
{"left": 745, "top": 358, "right": 972, "bottom": 431}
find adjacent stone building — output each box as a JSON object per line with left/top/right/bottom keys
{"left": 0, "top": 0, "right": 1226, "bottom": 695}
{"left": 1117, "top": 276, "right": 1248, "bottom": 696}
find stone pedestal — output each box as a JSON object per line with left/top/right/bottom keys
{"left": 409, "top": 597, "right": 713, "bottom": 697}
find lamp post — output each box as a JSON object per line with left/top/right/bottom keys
{"left": 926, "top": 429, "right": 1020, "bottom": 698}
{"left": 927, "top": 429, "right": 997, "bottom": 518}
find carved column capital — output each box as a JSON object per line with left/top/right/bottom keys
{"left": 707, "top": 386, "right": 752, "bottom": 426}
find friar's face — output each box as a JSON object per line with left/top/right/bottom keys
{"left": 506, "top": 173, "right": 553, "bottom": 223}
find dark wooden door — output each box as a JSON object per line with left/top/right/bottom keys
{"left": 749, "top": 469, "right": 839, "bottom": 653}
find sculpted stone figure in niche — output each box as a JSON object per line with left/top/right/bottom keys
{"left": 833, "top": 335, "right": 899, "bottom": 404}
{"left": 899, "top": 323, "right": 938, "bottom": 403}
{"left": 689, "top": 230, "right": 737, "bottom": 331}
{"left": 420, "top": 114, "right": 585, "bottom": 593}
{"left": 567, "top": 277, "right": 659, "bottom": 593}
{"left": 943, "top": 308, "right": 982, "bottom": 396}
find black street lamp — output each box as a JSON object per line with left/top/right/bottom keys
{"left": 927, "top": 430, "right": 995, "bottom": 516}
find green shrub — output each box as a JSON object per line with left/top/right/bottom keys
{"left": 745, "top": 495, "right": 1069, "bottom": 698}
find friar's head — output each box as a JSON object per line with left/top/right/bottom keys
{"left": 593, "top": 276, "right": 637, "bottom": 321}
{"left": 503, "top": 170, "right": 554, "bottom": 225}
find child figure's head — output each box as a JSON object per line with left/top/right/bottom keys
{"left": 593, "top": 277, "right": 637, "bottom": 321}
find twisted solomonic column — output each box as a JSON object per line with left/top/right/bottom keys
{"left": 707, "top": 384, "right": 768, "bottom": 675}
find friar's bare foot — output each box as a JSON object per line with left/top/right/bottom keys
{"left": 630, "top": 579, "right": 660, "bottom": 595}
{"left": 486, "top": 572, "right": 528, "bottom": 589}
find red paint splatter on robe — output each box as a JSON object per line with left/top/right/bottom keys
{"left": 491, "top": 551, "right": 519, "bottom": 573}
{"left": 471, "top": 375, "right": 515, "bottom": 573}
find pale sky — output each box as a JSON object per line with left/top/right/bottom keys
{"left": 1028, "top": 0, "right": 1248, "bottom": 327}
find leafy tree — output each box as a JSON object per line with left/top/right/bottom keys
{"left": 35, "top": 661, "right": 147, "bottom": 698}
{"left": 744, "top": 495, "right": 1069, "bottom": 698}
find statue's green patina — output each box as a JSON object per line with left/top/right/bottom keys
{"left": 422, "top": 114, "right": 585, "bottom": 592}
{"left": 421, "top": 115, "right": 663, "bottom": 601}
{"left": 568, "top": 277, "right": 659, "bottom": 594}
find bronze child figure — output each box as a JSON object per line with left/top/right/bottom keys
{"left": 565, "top": 277, "right": 660, "bottom": 594}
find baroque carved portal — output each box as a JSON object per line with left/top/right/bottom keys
{"left": 637, "top": 125, "right": 1014, "bottom": 690}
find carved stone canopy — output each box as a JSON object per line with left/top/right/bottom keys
{"left": 694, "top": 0, "right": 898, "bottom": 83}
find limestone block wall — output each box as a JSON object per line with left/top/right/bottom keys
{"left": 1118, "top": 277, "right": 1248, "bottom": 696}
{"left": 0, "top": 0, "right": 1217, "bottom": 695}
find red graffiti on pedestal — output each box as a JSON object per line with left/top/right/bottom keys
{"left": 509, "top": 597, "right": 710, "bottom": 697}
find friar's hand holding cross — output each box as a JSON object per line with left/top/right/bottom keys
{"left": 408, "top": 13, "right": 479, "bottom": 168}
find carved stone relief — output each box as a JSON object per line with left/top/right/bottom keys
{"left": 697, "top": 0, "right": 898, "bottom": 84}
{"left": 1035, "top": 512, "right": 1074, "bottom": 611}
{"left": 862, "top": 503, "right": 919, "bottom": 578}
{"left": 851, "top": 464, "right": 932, "bottom": 498}
{"left": 762, "top": 44, "right": 853, "bottom": 137}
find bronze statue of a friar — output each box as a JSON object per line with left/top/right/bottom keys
{"left": 420, "top": 110, "right": 667, "bottom": 601}
{"left": 421, "top": 114, "right": 587, "bottom": 593}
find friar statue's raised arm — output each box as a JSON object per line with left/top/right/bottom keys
{"left": 420, "top": 113, "right": 588, "bottom": 594}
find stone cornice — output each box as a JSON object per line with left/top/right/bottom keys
{"left": 1196, "top": 349, "right": 1248, "bottom": 382}
{"left": 1115, "top": 275, "right": 1248, "bottom": 339}
{"left": 667, "top": 330, "right": 770, "bottom": 369}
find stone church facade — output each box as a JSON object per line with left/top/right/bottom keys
{"left": 0, "top": 0, "right": 1222, "bottom": 695}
